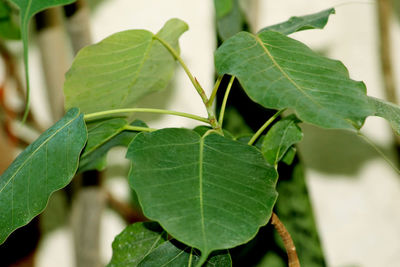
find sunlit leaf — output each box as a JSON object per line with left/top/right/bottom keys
{"left": 259, "top": 8, "right": 335, "bottom": 35}
{"left": 79, "top": 118, "right": 147, "bottom": 172}
{"left": 127, "top": 128, "right": 277, "bottom": 260}
{"left": 215, "top": 30, "right": 374, "bottom": 130}
{"left": 0, "top": 108, "right": 87, "bottom": 244}
{"left": 64, "top": 18, "right": 188, "bottom": 113}
{"left": 261, "top": 115, "right": 303, "bottom": 166}
{"left": 139, "top": 241, "right": 231, "bottom": 267}
{"left": 107, "top": 222, "right": 167, "bottom": 267}
{"left": 368, "top": 96, "right": 400, "bottom": 135}
{"left": 9, "top": 0, "right": 76, "bottom": 120}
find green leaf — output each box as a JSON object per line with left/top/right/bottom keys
{"left": 139, "top": 241, "right": 231, "bottom": 267}
{"left": 215, "top": 0, "right": 244, "bottom": 41}
{"left": 258, "top": 8, "right": 335, "bottom": 35}
{"left": 0, "top": 1, "right": 20, "bottom": 40}
{"left": 9, "top": 0, "right": 76, "bottom": 120}
{"left": 215, "top": 30, "right": 374, "bottom": 130}
{"left": 214, "top": 0, "right": 233, "bottom": 18}
{"left": 0, "top": 108, "right": 87, "bottom": 244}
{"left": 64, "top": 18, "right": 188, "bottom": 113}
{"left": 368, "top": 96, "right": 400, "bottom": 135}
{"left": 261, "top": 115, "right": 303, "bottom": 166}
{"left": 79, "top": 118, "right": 146, "bottom": 172}
{"left": 107, "top": 222, "right": 167, "bottom": 267}
{"left": 281, "top": 147, "right": 296, "bottom": 165}
{"left": 127, "top": 128, "right": 278, "bottom": 260}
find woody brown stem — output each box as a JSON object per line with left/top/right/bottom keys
{"left": 271, "top": 212, "right": 300, "bottom": 267}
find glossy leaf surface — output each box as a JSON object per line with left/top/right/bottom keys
{"left": 139, "top": 241, "right": 231, "bottom": 267}
{"left": 0, "top": 108, "right": 87, "bottom": 244}
{"left": 368, "top": 97, "right": 400, "bottom": 135}
{"left": 262, "top": 116, "right": 303, "bottom": 166}
{"left": 108, "top": 222, "right": 167, "bottom": 267}
{"left": 127, "top": 128, "right": 278, "bottom": 259}
{"left": 79, "top": 119, "right": 146, "bottom": 172}
{"left": 215, "top": 30, "right": 374, "bottom": 130}
{"left": 64, "top": 18, "right": 188, "bottom": 113}
{"left": 259, "top": 8, "right": 335, "bottom": 35}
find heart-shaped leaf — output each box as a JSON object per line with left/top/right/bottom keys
{"left": 0, "top": 108, "right": 87, "bottom": 244}
{"left": 79, "top": 118, "right": 147, "bottom": 172}
{"left": 9, "top": 0, "right": 76, "bottom": 119}
{"left": 107, "top": 222, "right": 167, "bottom": 267}
{"left": 261, "top": 115, "right": 303, "bottom": 166}
{"left": 127, "top": 128, "right": 278, "bottom": 260}
{"left": 64, "top": 18, "right": 188, "bottom": 113}
{"left": 215, "top": 30, "right": 374, "bottom": 130}
{"left": 258, "top": 8, "right": 335, "bottom": 35}
{"left": 139, "top": 241, "right": 232, "bottom": 267}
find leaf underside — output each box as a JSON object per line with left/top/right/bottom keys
{"left": 258, "top": 8, "right": 335, "bottom": 35}
{"left": 64, "top": 18, "right": 188, "bottom": 113}
{"left": 368, "top": 96, "right": 400, "bottom": 135}
{"left": 127, "top": 128, "right": 278, "bottom": 259}
{"left": 215, "top": 30, "right": 374, "bottom": 130}
{"left": 0, "top": 108, "right": 87, "bottom": 244}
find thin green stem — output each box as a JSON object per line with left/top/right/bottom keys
{"left": 153, "top": 35, "right": 220, "bottom": 130}
{"left": 208, "top": 75, "right": 223, "bottom": 107}
{"left": 358, "top": 132, "right": 400, "bottom": 174}
{"left": 84, "top": 108, "right": 209, "bottom": 124}
{"left": 123, "top": 125, "right": 156, "bottom": 132}
{"left": 248, "top": 109, "right": 284, "bottom": 146}
{"left": 218, "top": 76, "right": 235, "bottom": 127}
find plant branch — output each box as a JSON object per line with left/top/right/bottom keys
{"left": 270, "top": 212, "right": 300, "bottom": 267}
{"left": 377, "top": 0, "right": 400, "bottom": 148}
{"left": 152, "top": 35, "right": 220, "bottom": 130}
{"left": 248, "top": 109, "right": 284, "bottom": 145}
{"left": 123, "top": 125, "right": 156, "bottom": 132}
{"left": 218, "top": 76, "right": 235, "bottom": 127}
{"left": 208, "top": 75, "right": 223, "bottom": 107}
{"left": 84, "top": 108, "right": 209, "bottom": 124}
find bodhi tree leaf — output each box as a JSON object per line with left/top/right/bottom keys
{"left": 127, "top": 128, "right": 278, "bottom": 262}
{"left": 214, "top": 0, "right": 233, "bottom": 19}
{"left": 215, "top": 30, "right": 374, "bottom": 130}
{"left": 9, "top": 0, "right": 76, "bottom": 120}
{"left": 107, "top": 222, "right": 167, "bottom": 267}
{"left": 0, "top": 108, "right": 87, "bottom": 244}
{"left": 0, "top": 1, "right": 20, "bottom": 40}
{"left": 79, "top": 118, "right": 147, "bottom": 172}
{"left": 368, "top": 96, "right": 400, "bottom": 135}
{"left": 139, "top": 241, "right": 232, "bottom": 267}
{"left": 214, "top": 0, "right": 244, "bottom": 41}
{"left": 258, "top": 8, "right": 335, "bottom": 35}
{"left": 261, "top": 115, "right": 303, "bottom": 166}
{"left": 64, "top": 18, "right": 188, "bottom": 113}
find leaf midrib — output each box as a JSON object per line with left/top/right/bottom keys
{"left": 0, "top": 113, "right": 79, "bottom": 194}
{"left": 198, "top": 137, "right": 207, "bottom": 252}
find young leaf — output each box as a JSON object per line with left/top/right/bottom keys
{"left": 215, "top": 30, "right": 374, "bottom": 130}
{"left": 127, "top": 128, "right": 278, "bottom": 260}
{"left": 261, "top": 115, "right": 303, "bottom": 166}
{"left": 0, "top": 1, "right": 20, "bottom": 40}
{"left": 258, "top": 8, "right": 335, "bottom": 35}
{"left": 0, "top": 108, "right": 87, "bottom": 244}
{"left": 9, "top": 0, "right": 76, "bottom": 120}
{"left": 78, "top": 118, "right": 147, "bottom": 172}
{"left": 107, "top": 222, "right": 167, "bottom": 267}
{"left": 138, "top": 241, "right": 231, "bottom": 267}
{"left": 64, "top": 18, "right": 188, "bottom": 113}
{"left": 368, "top": 96, "right": 400, "bottom": 135}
